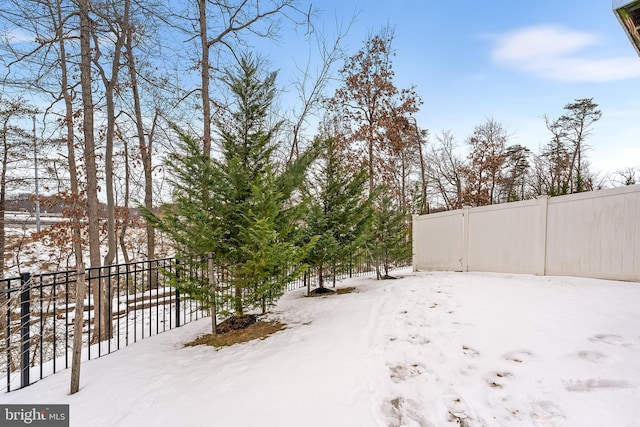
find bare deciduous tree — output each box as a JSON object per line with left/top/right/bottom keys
{"left": 610, "top": 166, "right": 639, "bottom": 187}
{"left": 90, "top": 0, "right": 130, "bottom": 273}
{"left": 460, "top": 118, "right": 508, "bottom": 207}
{"left": 196, "top": 0, "right": 304, "bottom": 157}
{"left": 427, "top": 130, "right": 464, "bottom": 211}
{"left": 0, "top": 97, "right": 36, "bottom": 277}
{"left": 78, "top": 0, "right": 109, "bottom": 346}
{"left": 286, "top": 14, "right": 352, "bottom": 163}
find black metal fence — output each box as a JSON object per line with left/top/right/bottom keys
{"left": 1, "top": 258, "right": 210, "bottom": 393}
{"left": 1, "top": 253, "right": 385, "bottom": 393}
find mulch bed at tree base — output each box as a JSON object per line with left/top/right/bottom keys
{"left": 309, "top": 287, "right": 336, "bottom": 296}
{"left": 309, "top": 286, "right": 356, "bottom": 297}
{"left": 216, "top": 314, "right": 257, "bottom": 334}
{"left": 186, "top": 314, "right": 285, "bottom": 348}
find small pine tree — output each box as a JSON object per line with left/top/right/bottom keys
{"left": 369, "top": 189, "right": 411, "bottom": 279}
{"left": 235, "top": 167, "right": 316, "bottom": 314}
{"left": 143, "top": 55, "right": 317, "bottom": 328}
{"left": 141, "top": 131, "right": 222, "bottom": 331}
{"left": 305, "top": 137, "right": 372, "bottom": 289}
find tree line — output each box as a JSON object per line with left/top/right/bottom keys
{"left": 1, "top": 0, "right": 638, "bottom": 360}
{"left": 427, "top": 98, "right": 605, "bottom": 211}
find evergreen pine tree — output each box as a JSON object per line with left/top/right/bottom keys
{"left": 144, "top": 54, "right": 317, "bottom": 327}
{"left": 141, "top": 131, "right": 223, "bottom": 328}
{"left": 369, "top": 189, "right": 411, "bottom": 279}
{"left": 305, "top": 137, "right": 372, "bottom": 290}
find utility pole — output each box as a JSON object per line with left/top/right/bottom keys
{"left": 33, "top": 114, "right": 41, "bottom": 233}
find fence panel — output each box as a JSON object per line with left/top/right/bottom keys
{"left": 467, "top": 198, "right": 547, "bottom": 275}
{"left": 545, "top": 186, "right": 640, "bottom": 281}
{"left": 413, "top": 185, "right": 640, "bottom": 282}
{"left": 413, "top": 210, "right": 465, "bottom": 271}
{"left": 0, "top": 258, "right": 209, "bottom": 392}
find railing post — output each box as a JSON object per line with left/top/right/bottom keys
{"left": 175, "top": 260, "right": 181, "bottom": 328}
{"left": 20, "top": 272, "right": 31, "bottom": 389}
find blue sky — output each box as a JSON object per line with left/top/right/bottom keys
{"left": 271, "top": 0, "right": 640, "bottom": 175}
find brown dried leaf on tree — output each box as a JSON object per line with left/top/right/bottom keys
{"left": 327, "top": 26, "right": 422, "bottom": 196}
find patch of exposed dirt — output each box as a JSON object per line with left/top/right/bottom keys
{"left": 186, "top": 315, "right": 285, "bottom": 348}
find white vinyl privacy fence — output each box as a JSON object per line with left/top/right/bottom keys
{"left": 413, "top": 185, "right": 640, "bottom": 282}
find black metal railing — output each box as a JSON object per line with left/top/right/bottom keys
{"left": 1, "top": 252, "right": 400, "bottom": 393}
{"left": 1, "top": 258, "right": 212, "bottom": 393}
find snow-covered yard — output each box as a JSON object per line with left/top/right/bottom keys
{"left": 3, "top": 270, "right": 640, "bottom": 427}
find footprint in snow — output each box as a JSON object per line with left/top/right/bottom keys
{"left": 388, "top": 363, "right": 425, "bottom": 383}
{"left": 409, "top": 334, "right": 430, "bottom": 345}
{"left": 462, "top": 345, "right": 480, "bottom": 358}
{"left": 384, "top": 396, "right": 434, "bottom": 427}
{"left": 487, "top": 371, "right": 513, "bottom": 389}
{"left": 503, "top": 350, "right": 534, "bottom": 363}
{"left": 530, "top": 401, "right": 565, "bottom": 426}
{"left": 589, "top": 334, "right": 636, "bottom": 348}
{"left": 565, "top": 378, "right": 632, "bottom": 392}
{"left": 447, "top": 395, "right": 477, "bottom": 427}
{"left": 576, "top": 350, "right": 607, "bottom": 363}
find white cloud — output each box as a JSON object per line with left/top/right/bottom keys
{"left": 490, "top": 25, "right": 640, "bottom": 82}
{"left": 2, "top": 27, "right": 35, "bottom": 44}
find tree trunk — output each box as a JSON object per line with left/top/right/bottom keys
{"left": 0, "top": 118, "right": 7, "bottom": 279}
{"left": 234, "top": 283, "right": 243, "bottom": 316}
{"left": 199, "top": 0, "right": 211, "bottom": 157}
{"left": 417, "top": 131, "right": 428, "bottom": 214}
{"left": 368, "top": 138, "right": 374, "bottom": 195}
{"left": 125, "top": 26, "right": 156, "bottom": 260}
{"left": 70, "top": 263, "right": 86, "bottom": 394}
{"left": 79, "top": 0, "right": 107, "bottom": 342}
{"left": 51, "top": 0, "right": 87, "bottom": 393}
{"left": 318, "top": 263, "right": 324, "bottom": 288}
{"left": 118, "top": 137, "right": 131, "bottom": 264}
{"left": 305, "top": 272, "right": 310, "bottom": 297}
{"left": 102, "top": 0, "right": 129, "bottom": 265}
{"left": 207, "top": 254, "right": 217, "bottom": 335}
{"left": 98, "top": 0, "right": 128, "bottom": 341}
{"left": 0, "top": 121, "right": 6, "bottom": 338}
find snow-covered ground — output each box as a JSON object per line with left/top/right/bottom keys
{"left": 2, "top": 270, "right": 640, "bottom": 427}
